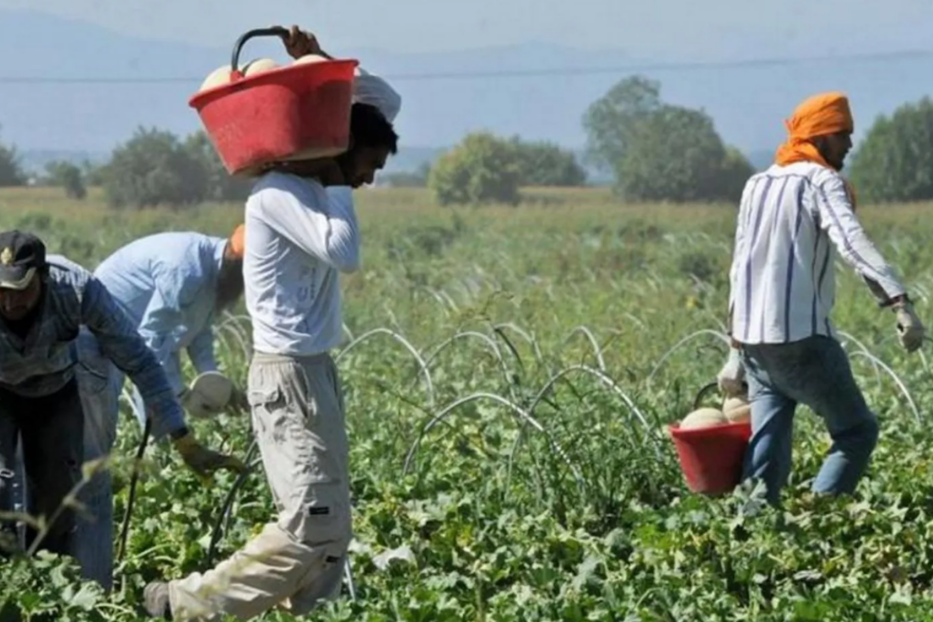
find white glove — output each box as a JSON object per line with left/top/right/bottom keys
{"left": 893, "top": 299, "right": 925, "bottom": 353}
{"left": 716, "top": 347, "right": 746, "bottom": 397}
{"left": 183, "top": 372, "right": 235, "bottom": 418}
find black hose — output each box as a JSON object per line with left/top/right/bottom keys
{"left": 206, "top": 439, "right": 259, "bottom": 566}
{"left": 116, "top": 417, "right": 151, "bottom": 563}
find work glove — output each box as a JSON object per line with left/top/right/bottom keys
{"left": 716, "top": 347, "right": 746, "bottom": 397}
{"left": 893, "top": 298, "right": 925, "bottom": 353}
{"left": 173, "top": 431, "right": 246, "bottom": 484}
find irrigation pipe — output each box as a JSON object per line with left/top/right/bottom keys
{"left": 402, "top": 392, "right": 584, "bottom": 490}
{"left": 645, "top": 329, "right": 730, "bottom": 393}
{"left": 848, "top": 351, "right": 922, "bottom": 423}
{"left": 561, "top": 326, "right": 607, "bottom": 371}
{"left": 334, "top": 328, "right": 435, "bottom": 407}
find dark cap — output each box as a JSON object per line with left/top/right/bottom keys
{"left": 0, "top": 230, "right": 46, "bottom": 290}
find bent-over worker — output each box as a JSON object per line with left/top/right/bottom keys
{"left": 0, "top": 230, "right": 244, "bottom": 565}
{"left": 73, "top": 226, "right": 248, "bottom": 590}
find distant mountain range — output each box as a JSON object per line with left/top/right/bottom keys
{"left": 3, "top": 8, "right": 933, "bottom": 176}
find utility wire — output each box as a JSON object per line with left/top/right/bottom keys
{"left": 1, "top": 48, "right": 932, "bottom": 85}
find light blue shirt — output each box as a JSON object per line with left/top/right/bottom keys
{"left": 93, "top": 232, "right": 228, "bottom": 397}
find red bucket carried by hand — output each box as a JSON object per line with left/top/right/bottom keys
{"left": 189, "top": 27, "right": 359, "bottom": 176}
{"left": 668, "top": 382, "right": 752, "bottom": 495}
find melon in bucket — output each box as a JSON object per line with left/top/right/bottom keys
{"left": 722, "top": 396, "right": 751, "bottom": 424}
{"left": 679, "top": 407, "right": 728, "bottom": 430}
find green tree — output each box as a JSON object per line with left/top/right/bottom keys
{"left": 0, "top": 127, "right": 26, "bottom": 187}
{"left": 183, "top": 131, "right": 254, "bottom": 203}
{"left": 43, "top": 161, "right": 87, "bottom": 199}
{"left": 718, "top": 146, "right": 757, "bottom": 203}
{"left": 506, "top": 137, "right": 586, "bottom": 187}
{"left": 80, "top": 159, "right": 106, "bottom": 186}
{"left": 103, "top": 127, "right": 208, "bottom": 209}
{"left": 428, "top": 132, "right": 521, "bottom": 206}
{"left": 582, "top": 75, "right": 753, "bottom": 202}
{"left": 582, "top": 76, "right": 662, "bottom": 174}
{"left": 848, "top": 97, "right": 933, "bottom": 203}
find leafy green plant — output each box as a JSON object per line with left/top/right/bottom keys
{"left": 0, "top": 188, "right": 931, "bottom": 619}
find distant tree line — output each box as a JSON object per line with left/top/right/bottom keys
{"left": 0, "top": 125, "right": 251, "bottom": 208}
{"left": 2, "top": 81, "right": 933, "bottom": 207}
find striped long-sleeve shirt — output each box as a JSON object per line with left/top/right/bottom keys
{"left": 728, "top": 161, "right": 906, "bottom": 345}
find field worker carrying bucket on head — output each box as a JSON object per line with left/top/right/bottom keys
{"left": 717, "top": 92, "right": 926, "bottom": 506}
{"left": 143, "top": 26, "right": 402, "bottom": 621}
{"left": 0, "top": 231, "right": 244, "bottom": 569}
{"left": 65, "top": 226, "right": 249, "bottom": 591}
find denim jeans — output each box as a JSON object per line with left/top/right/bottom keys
{"left": 71, "top": 328, "right": 128, "bottom": 591}
{"left": 739, "top": 335, "right": 879, "bottom": 505}
{"left": 0, "top": 378, "right": 85, "bottom": 557}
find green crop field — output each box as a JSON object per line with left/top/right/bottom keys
{"left": 3, "top": 186, "right": 933, "bottom": 620}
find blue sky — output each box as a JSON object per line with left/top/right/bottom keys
{"left": 2, "top": 0, "right": 932, "bottom": 58}
{"left": 3, "top": 0, "right": 933, "bottom": 159}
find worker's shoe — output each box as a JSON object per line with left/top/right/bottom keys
{"left": 143, "top": 581, "right": 172, "bottom": 619}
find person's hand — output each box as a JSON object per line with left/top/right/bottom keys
{"left": 893, "top": 298, "right": 925, "bottom": 353}
{"left": 717, "top": 347, "right": 747, "bottom": 397}
{"left": 172, "top": 431, "right": 246, "bottom": 484}
{"left": 279, "top": 25, "right": 330, "bottom": 60}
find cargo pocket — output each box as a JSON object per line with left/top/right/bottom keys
{"left": 248, "top": 386, "right": 284, "bottom": 440}
{"left": 296, "top": 480, "right": 352, "bottom": 546}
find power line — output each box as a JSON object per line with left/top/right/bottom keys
{"left": 2, "top": 48, "right": 933, "bottom": 85}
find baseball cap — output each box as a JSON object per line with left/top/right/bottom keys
{"left": 0, "top": 230, "right": 46, "bottom": 290}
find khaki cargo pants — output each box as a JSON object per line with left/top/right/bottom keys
{"left": 168, "top": 352, "right": 351, "bottom": 621}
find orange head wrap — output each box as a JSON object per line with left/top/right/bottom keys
{"left": 228, "top": 224, "right": 245, "bottom": 259}
{"left": 774, "top": 91, "right": 857, "bottom": 208}
{"left": 775, "top": 92, "right": 853, "bottom": 168}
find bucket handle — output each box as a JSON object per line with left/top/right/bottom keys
{"left": 692, "top": 382, "right": 721, "bottom": 410}
{"left": 230, "top": 27, "right": 291, "bottom": 75}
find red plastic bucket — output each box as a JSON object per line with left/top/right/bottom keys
{"left": 189, "top": 28, "right": 359, "bottom": 175}
{"left": 668, "top": 420, "right": 752, "bottom": 495}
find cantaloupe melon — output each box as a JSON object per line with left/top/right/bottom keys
{"left": 242, "top": 57, "right": 278, "bottom": 76}
{"left": 199, "top": 64, "right": 232, "bottom": 91}
{"left": 198, "top": 58, "right": 278, "bottom": 93}
{"left": 293, "top": 54, "right": 329, "bottom": 65}
{"left": 722, "top": 396, "right": 751, "bottom": 424}
{"left": 679, "top": 407, "right": 728, "bottom": 430}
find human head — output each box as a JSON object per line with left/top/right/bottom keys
{"left": 333, "top": 102, "right": 400, "bottom": 188}
{"left": 216, "top": 224, "right": 245, "bottom": 312}
{"left": 273, "top": 102, "right": 399, "bottom": 187}
{"left": 0, "top": 230, "right": 47, "bottom": 322}
{"left": 784, "top": 92, "right": 854, "bottom": 171}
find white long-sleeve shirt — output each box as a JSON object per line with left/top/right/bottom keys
{"left": 244, "top": 172, "right": 359, "bottom": 356}
{"left": 728, "top": 161, "right": 906, "bottom": 345}
{"left": 243, "top": 65, "right": 399, "bottom": 356}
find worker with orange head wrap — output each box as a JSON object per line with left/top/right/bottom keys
{"left": 716, "top": 92, "right": 925, "bottom": 506}
{"left": 66, "top": 226, "right": 249, "bottom": 590}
